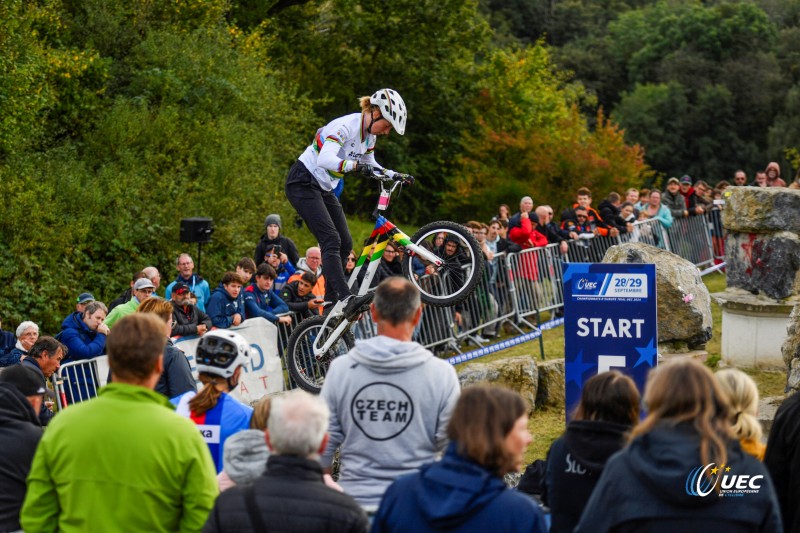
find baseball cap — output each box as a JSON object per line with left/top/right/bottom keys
{"left": 680, "top": 175, "right": 692, "bottom": 185}
{"left": 0, "top": 365, "right": 47, "bottom": 396}
{"left": 173, "top": 282, "right": 190, "bottom": 294}
{"left": 667, "top": 177, "right": 680, "bottom": 186}
{"left": 76, "top": 292, "right": 95, "bottom": 304}
{"left": 134, "top": 278, "right": 156, "bottom": 291}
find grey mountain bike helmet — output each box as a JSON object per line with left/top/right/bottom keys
{"left": 370, "top": 88, "right": 407, "bottom": 135}
{"left": 195, "top": 330, "right": 250, "bottom": 379}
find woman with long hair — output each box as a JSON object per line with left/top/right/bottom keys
{"left": 543, "top": 371, "right": 640, "bottom": 533}
{"left": 171, "top": 330, "right": 253, "bottom": 473}
{"left": 716, "top": 368, "right": 765, "bottom": 460}
{"left": 373, "top": 385, "right": 546, "bottom": 532}
{"left": 575, "top": 359, "right": 781, "bottom": 533}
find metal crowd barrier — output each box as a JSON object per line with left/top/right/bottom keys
{"left": 51, "top": 356, "right": 109, "bottom": 410}
{"left": 664, "top": 215, "right": 715, "bottom": 269}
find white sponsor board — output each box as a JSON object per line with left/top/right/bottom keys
{"left": 173, "top": 317, "right": 284, "bottom": 404}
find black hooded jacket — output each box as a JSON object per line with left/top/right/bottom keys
{"left": 254, "top": 234, "right": 300, "bottom": 267}
{"left": 766, "top": 391, "right": 800, "bottom": 533}
{"left": 0, "top": 382, "right": 43, "bottom": 532}
{"left": 575, "top": 424, "right": 783, "bottom": 533}
{"left": 543, "top": 420, "right": 631, "bottom": 533}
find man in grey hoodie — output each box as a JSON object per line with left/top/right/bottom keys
{"left": 320, "top": 277, "right": 461, "bottom": 511}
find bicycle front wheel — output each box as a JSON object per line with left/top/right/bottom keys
{"left": 402, "top": 221, "right": 485, "bottom": 307}
{"left": 286, "top": 315, "right": 355, "bottom": 394}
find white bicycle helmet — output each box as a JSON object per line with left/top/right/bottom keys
{"left": 195, "top": 330, "right": 250, "bottom": 379}
{"left": 370, "top": 88, "right": 407, "bottom": 135}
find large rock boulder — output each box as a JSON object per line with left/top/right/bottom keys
{"left": 536, "top": 359, "right": 565, "bottom": 409}
{"left": 603, "top": 243, "right": 712, "bottom": 349}
{"left": 723, "top": 187, "right": 800, "bottom": 233}
{"left": 457, "top": 356, "right": 538, "bottom": 411}
{"left": 725, "top": 232, "right": 800, "bottom": 300}
{"left": 783, "top": 304, "right": 800, "bottom": 391}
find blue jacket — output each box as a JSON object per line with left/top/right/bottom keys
{"left": 59, "top": 312, "right": 106, "bottom": 362}
{"left": 373, "top": 443, "right": 547, "bottom": 532}
{"left": 165, "top": 274, "right": 211, "bottom": 313}
{"left": 274, "top": 262, "right": 296, "bottom": 292}
{"left": 0, "top": 347, "right": 26, "bottom": 368}
{"left": 0, "top": 329, "right": 15, "bottom": 359}
{"left": 242, "top": 283, "right": 289, "bottom": 324}
{"left": 206, "top": 284, "right": 245, "bottom": 329}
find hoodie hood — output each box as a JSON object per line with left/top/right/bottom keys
{"left": 222, "top": 429, "right": 270, "bottom": 485}
{"left": 295, "top": 257, "right": 322, "bottom": 276}
{"left": 212, "top": 283, "right": 236, "bottom": 302}
{"left": 61, "top": 311, "right": 82, "bottom": 331}
{"left": 597, "top": 199, "right": 621, "bottom": 216}
{"left": 414, "top": 443, "right": 506, "bottom": 528}
{"left": 624, "top": 424, "right": 745, "bottom": 509}
{"left": 349, "top": 335, "right": 432, "bottom": 374}
{"left": 766, "top": 161, "right": 781, "bottom": 177}
{"left": 0, "top": 382, "right": 41, "bottom": 426}
{"left": 564, "top": 420, "right": 631, "bottom": 474}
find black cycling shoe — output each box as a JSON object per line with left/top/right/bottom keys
{"left": 343, "top": 293, "right": 373, "bottom": 318}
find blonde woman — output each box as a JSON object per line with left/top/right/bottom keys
{"left": 716, "top": 368, "right": 765, "bottom": 460}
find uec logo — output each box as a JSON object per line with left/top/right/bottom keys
{"left": 576, "top": 278, "right": 598, "bottom": 290}
{"left": 685, "top": 463, "right": 763, "bottom": 497}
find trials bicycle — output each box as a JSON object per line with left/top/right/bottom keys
{"left": 286, "top": 170, "right": 485, "bottom": 393}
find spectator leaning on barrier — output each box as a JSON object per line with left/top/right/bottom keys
{"left": 280, "top": 272, "right": 325, "bottom": 320}
{"left": 108, "top": 270, "right": 149, "bottom": 312}
{"left": 1, "top": 321, "right": 39, "bottom": 367}
{"left": 254, "top": 213, "right": 301, "bottom": 268}
{"left": 561, "top": 187, "right": 618, "bottom": 237}
{"left": 767, "top": 161, "right": 787, "bottom": 187}
{"left": 662, "top": 177, "right": 688, "bottom": 219}
{"left": 638, "top": 190, "right": 673, "bottom": 229}
{"left": 0, "top": 365, "right": 46, "bottom": 533}
{"left": 203, "top": 390, "right": 369, "bottom": 533}
{"left": 22, "top": 337, "right": 66, "bottom": 426}
{"left": 134, "top": 298, "right": 196, "bottom": 399}
{"left": 172, "top": 330, "right": 254, "bottom": 474}
{"left": 509, "top": 196, "right": 548, "bottom": 249}
{"left": 21, "top": 314, "right": 219, "bottom": 533}
{"left": 320, "top": 278, "right": 461, "bottom": 511}
{"left": 243, "top": 264, "right": 292, "bottom": 325}
{"left": 60, "top": 301, "right": 110, "bottom": 402}
{"left": 535, "top": 206, "right": 574, "bottom": 256}
{"left": 206, "top": 272, "right": 247, "bottom": 329}
{"left": 373, "top": 386, "right": 546, "bottom": 533}
{"left": 734, "top": 169, "right": 748, "bottom": 186}
{"left": 166, "top": 254, "right": 212, "bottom": 313}
{"left": 105, "top": 278, "right": 157, "bottom": 328}
{"left": 598, "top": 192, "right": 634, "bottom": 234}
{"left": 171, "top": 282, "right": 212, "bottom": 337}
{"left": 678, "top": 175, "right": 705, "bottom": 216}
{"left": 236, "top": 257, "right": 257, "bottom": 284}
{"left": 754, "top": 171, "right": 768, "bottom": 187}
{"left": 694, "top": 180, "right": 713, "bottom": 210}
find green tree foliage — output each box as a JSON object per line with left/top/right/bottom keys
{"left": 446, "top": 47, "right": 647, "bottom": 218}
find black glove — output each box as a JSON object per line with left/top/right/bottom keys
{"left": 396, "top": 173, "right": 415, "bottom": 186}
{"left": 356, "top": 163, "right": 376, "bottom": 178}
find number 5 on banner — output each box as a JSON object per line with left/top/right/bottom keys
{"left": 598, "top": 355, "right": 627, "bottom": 374}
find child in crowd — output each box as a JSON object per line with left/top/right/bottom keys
{"left": 206, "top": 272, "right": 246, "bottom": 328}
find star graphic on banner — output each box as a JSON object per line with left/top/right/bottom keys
{"left": 565, "top": 351, "right": 594, "bottom": 386}
{"left": 634, "top": 338, "right": 658, "bottom": 368}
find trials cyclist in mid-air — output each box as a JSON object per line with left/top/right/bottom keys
{"left": 284, "top": 88, "right": 412, "bottom": 318}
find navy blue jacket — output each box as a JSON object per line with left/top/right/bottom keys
{"left": 575, "top": 424, "right": 783, "bottom": 533}
{"left": 59, "top": 312, "right": 106, "bottom": 362}
{"left": 242, "top": 283, "right": 289, "bottom": 324}
{"left": 0, "top": 347, "right": 26, "bottom": 368}
{"left": 543, "top": 420, "right": 631, "bottom": 533}
{"left": 0, "top": 329, "right": 14, "bottom": 359}
{"left": 373, "top": 443, "right": 547, "bottom": 532}
{"left": 206, "top": 284, "right": 245, "bottom": 329}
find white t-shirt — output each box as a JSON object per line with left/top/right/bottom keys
{"left": 298, "top": 113, "right": 382, "bottom": 191}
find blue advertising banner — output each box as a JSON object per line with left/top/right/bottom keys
{"left": 563, "top": 263, "right": 658, "bottom": 420}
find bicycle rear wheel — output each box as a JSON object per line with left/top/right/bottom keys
{"left": 286, "top": 315, "right": 355, "bottom": 394}
{"left": 402, "top": 221, "right": 484, "bottom": 307}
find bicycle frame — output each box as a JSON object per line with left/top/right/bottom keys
{"left": 312, "top": 177, "right": 447, "bottom": 357}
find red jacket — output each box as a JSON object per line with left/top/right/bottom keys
{"left": 509, "top": 215, "right": 549, "bottom": 249}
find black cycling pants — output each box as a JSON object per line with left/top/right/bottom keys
{"left": 285, "top": 161, "right": 353, "bottom": 302}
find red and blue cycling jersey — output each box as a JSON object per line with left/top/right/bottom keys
{"left": 171, "top": 391, "right": 253, "bottom": 473}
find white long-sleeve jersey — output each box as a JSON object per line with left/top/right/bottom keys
{"left": 298, "top": 113, "right": 382, "bottom": 192}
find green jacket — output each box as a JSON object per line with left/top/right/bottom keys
{"left": 21, "top": 383, "right": 218, "bottom": 532}
{"left": 104, "top": 298, "right": 141, "bottom": 328}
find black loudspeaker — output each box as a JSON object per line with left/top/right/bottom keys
{"left": 180, "top": 217, "right": 214, "bottom": 243}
